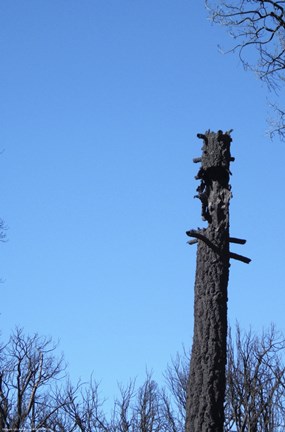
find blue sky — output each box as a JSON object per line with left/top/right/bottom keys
{"left": 0, "top": 0, "right": 284, "bottom": 404}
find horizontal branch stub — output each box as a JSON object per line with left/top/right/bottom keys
{"left": 193, "top": 157, "right": 202, "bottom": 163}
{"left": 197, "top": 133, "right": 206, "bottom": 140}
{"left": 230, "top": 157, "right": 235, "bottom": 162}
{"left": 229, "top": 237, "right": 247, "bottom": 245}
{"left": 186, "top": 230, "right": 251, "bottom": 264}
{"left": 187, "top": 239, "right": 198, "bottom": 245}
{"left": 229, "top": 252, "right": 251, "bottom": 264}
{"left": 186, "top": 229, "right": 205, "bottom": 239}
{"left": 186, "top": 230, "right": 217, "bottom": 250}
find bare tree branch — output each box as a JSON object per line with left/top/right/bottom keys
{"left": 205, "top": 0, "right": 285, "bottom": 140}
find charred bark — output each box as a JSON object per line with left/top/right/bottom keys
{"left": 185, "top": 131, "right": 249, "bottom": 432}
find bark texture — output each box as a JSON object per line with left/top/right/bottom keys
{"left": 185, "top": 131, "right": 232, "bottom": 432}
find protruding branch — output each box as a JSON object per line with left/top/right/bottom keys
{"left": 229, "top": 252, "right": 251, "bottom": 264}
{"left": 229, "top": 237, "right": 246, "bottom": 245}
{"left": 230, "top": 157, "right": 235, "bottom": 162}
{"left": 186, "top": 230, "right": 251, "bottom": 264}
{"left": 186, "top": 229, "right": 207, "bottom": 241}
{"left": 193, "top": 158, "right": 202, "bottom": 163}
{"left": 186, "top": 230, "right": 219, "bottom": 252}
{"left": 187, "top": 239, "right": 198, "bottom": 245}
{"left": 197, "top": 133, "right": 206, "bottom": 140}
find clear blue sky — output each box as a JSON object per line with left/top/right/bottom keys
{"left": 1, "top": 1, "right": 284, "bottom": 404}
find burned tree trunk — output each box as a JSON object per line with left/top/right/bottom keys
{"left": 185, "top": 131, "right": 250, "bottom": 432}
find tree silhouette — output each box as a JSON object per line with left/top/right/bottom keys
{"left": 205, "top": 0, "right": 285, "bottom": 139}
{"left": 185, "top": 131, "right": 250, "bottom": 431}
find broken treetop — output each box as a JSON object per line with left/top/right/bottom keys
{"left": 187, "top": 129, "right": 251, "bottom": 264}
{"left": 197, "top": 130, "right": 232, "bottom": 170}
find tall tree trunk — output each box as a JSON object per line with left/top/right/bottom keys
{"left": 185, "top": 130, "right": 232, "bottom": 432}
